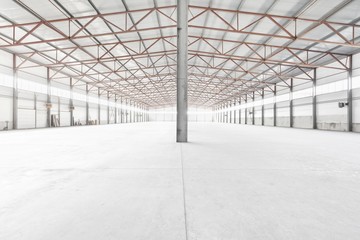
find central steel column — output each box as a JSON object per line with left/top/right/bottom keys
{"left": 176, "top": 0, "right": 188, "bottom": 142}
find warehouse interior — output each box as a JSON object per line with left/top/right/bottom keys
{"left": 1, "top": 0, "right": 360, "bottom": 239}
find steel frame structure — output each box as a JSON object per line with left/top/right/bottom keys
{"left": 0, "top": 1, "right": 359, "bottom": 108}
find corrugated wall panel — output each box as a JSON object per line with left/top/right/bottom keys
{"left": 264, "top": 107, "right": 274, "bottom": 126}
{"left": 109, "top": 107, "right": 115, "bottom": 124}
{"left": 60, "top": 112, "right": 71, "bottom": 127}
{"left": 73, "top": 106, "right": 86, "bottom": 125}
{"left": 317, "top": 91, "right": 347, "bottom": 131}
{"left": 0, "top": 96, "right": 13, "bottom": 130}
{"left": 18, "top": 109, "right": 35, "bottom": 129}
{"left": 36, "top": 110, "right": 47, "bottom": 128}
{"left": 100, "top": 105, "right": 108, "bottom": 124}
{"left": 89, "top": 108, "right": 98, "bottom": 123}
{"left": 293, "top": 105, "right": 313, "bottom": 129}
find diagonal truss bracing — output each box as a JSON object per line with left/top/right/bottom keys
{"left": 0, "top": 3, "right": 358, "bottom": 107}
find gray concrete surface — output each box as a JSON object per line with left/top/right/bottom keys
{"left": 0, "top": 122, "right": 360, "bottom": 240}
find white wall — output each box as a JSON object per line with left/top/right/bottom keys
{"left": 217, "top": 53, "right": 360, "bottom": 133}
{"left": 149, "top": 106, "right": 213, "bottom": 122}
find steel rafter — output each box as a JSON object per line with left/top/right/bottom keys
{"left": 0, "top": 2, "right": 359, "bottom": 107}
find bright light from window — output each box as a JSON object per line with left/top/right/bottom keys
{"left": 352, "top": 76, "right": 360, "bottom": 89}
{"left": 0, "top": 72, "right": 13, "bottom": 88}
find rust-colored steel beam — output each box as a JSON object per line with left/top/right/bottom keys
{"left": 0, "top": 4, "right": 357, "bottom": 108}
{"left": 18, "top": 45, "right": 347, "bottom": 73}
{"left": 0, "top": 6, "right": 359, "bottom": 48}
{"left": 188, "top": 5, "right": 360, "bottom": 48}
{"left": 50, "top": 63, "right": 312, "bottom": 82}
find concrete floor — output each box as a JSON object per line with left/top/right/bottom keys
{"left": 0, "top": 122, "right": 360, "bottom": 240}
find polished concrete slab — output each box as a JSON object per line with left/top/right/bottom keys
{"left": 0, "top": 122, "right": 360, "bottom": 240}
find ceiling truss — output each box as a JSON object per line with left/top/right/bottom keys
{"left": 0, "top": 2, "right": 359, "bottom": 107}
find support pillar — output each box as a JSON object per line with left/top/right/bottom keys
{"left": 140, "top": 104, "right": 142, "bottom": 122}
{"left": 46, "top": 68, "right": 51, "bottom": 128}
{"left": 224, "top": 103, "right": 226, "bottom": 123}
{"left": 98, "top": 88, "right": 101, "bottom": 125}
{"left": 312, "top": 69, "right": 317, "bottom": 129}
{"left": 145, "top": 106, "right": 147, "bottom": 122}
{"left": 223, "top": 103, "right": 226, "bottom": 123}
{"left": 218, "top": 105, "right": 220, "bottom": 122}
{"left": 215, "top": 106, "right": 217, "bottom": 122}
{"left": 136, "top": 103, "right": 139, "bottom": 122}
{"left": 129, "top": 100, "right": 133, "bottom": 123}
{"left": 12, "top": 54, "right": 18, "bottom": 130}
{"left": 221, "top": 104, "right": 223, "bottom": 123}
{"left": 125, "top": 99, "right": 128, "bottom": 123}
{"left": 229, "top": 101, "right": 232, "bottom": 124}
{"left": 58, "top": 96, "right": 61, "bottom": 126}
{"left": 211, "top": 107, "right": 214, "bottom": 122}
{"left": 144, "top": 105, "right": 146, "bottom": 122}
{"left": 274, "top": 84, "right": 277, "bottom": 127}
{"left": 347, "top": 56, "right": 353, "bottom": 132}
{"left": 34, "top": 93, "right": 37, "bottom": 128}
{"left": 176, "top": 0, "right": 188, "bottom": 142}
{"left": 120, "top": 96, "right": 123, "bottom": 123}
{"left": 86, "top": 83, "right": 89, "bottom": 125}
{"left": 223, "top": 103, "right": 225, "bottom": 123}
{"left": 107, "top": 91, "right": 110, "bottom": 124}
{"left": 228, "top": 102, "right": 231, "bottom": 123}
{"left": 290, "top": 78, "right": 294, "bottom": 128}
{"left": 133, "top": 102, "right": 135, "bottom": 123}
{"left": 115, "top": 94, "right": 118, "bottom": 124}
{"left": 139, "top": 104, "right": 141, "bottom": 122}
{"left": 245, "top": 95, "right": 248, "bottom": 125}
{"left": 261, "top": 89, "right": 265, "bottom": 126}
{"left": 70, "top": 78, "right": 74, "bottom": 126}
{"left": 234, "top": 99, "right": 237, "bottom": 124}
{"left": 146, "top": 106, "right": 148, "bottom": 122}
{"left": 239, "top": 98, "right": 241, "bottom": 124}
{"left": 252, "top": 92, "right": 255, "bottom": 125}
{"left": 226, "top": 102, "right": 229, "bottom": 123}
